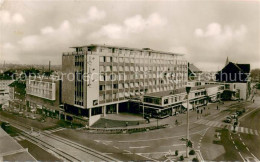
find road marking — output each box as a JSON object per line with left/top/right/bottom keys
{"left": 242, "top": 142, "right": 245, "bottom": 145}
{"left": 250, "top": 129, "right": 254, "bottom": 135}
{"left": 238, "top": 133, "right": 241, "bottom": 137}
{"left": 232, "top": 141, "right": 235, "bottom": 144}
{"left": 250, "top": 153, "right": 260, "bottom": 161}
{"left": 230, "top": 136, "right": 233, "bottom": 140}
{"left": 246, "top": 147, "right": 250, "bottom": 151}
{"left": 235, "top": 146, "right": 238, "bottom": 150}
{"left": 129, "top": 146, "right": 150, "bottom": 149}
{"left": 118, "top": 128, "right": 207, "bottom": 143}
{"left": 255, "top": 130, "right": 259, "bottom": 136}
{"left": 123, "top": 150, "right": 131, "bottom": 153}
{"left": 235, "top": 127, "right": 239, "bottom": 132}
{"left": 240, "top": 127, "right": 244, "bottom": 133}
{"left": 103, "top": 153, "right": 113, "bottom": 155}
{"left": 245, "top": 128, "right": 249, "bottom": 134}
{"left": 238, "top": 152, "right": 245, "bottom": 161}
{"left": 136, "top": 153, "right": 157, "bottom": 161}
{"left": 240, "top": 137, "right": 242, "bottom": 141}
{"left": 113, "top": 146, "right": 119, "bottom": 149}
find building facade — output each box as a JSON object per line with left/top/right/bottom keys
{"left": 143, "top": 84, "right": 224, "bottom": 118}
{"left": 62, "top": 44, "right": 188, "bottom": 125}
{"left": 26, "top": 77, "right": 62, "bottom": 118}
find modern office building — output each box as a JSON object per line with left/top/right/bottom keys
{"left": 26, "top": 77, "right": 62, "bottom": 118}
{"left": 62, "top": 44, "right": 188, "bottom": 125}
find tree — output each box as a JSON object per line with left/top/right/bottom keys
{"left": 250, "top": 69, "right": 260, "bottom": 82}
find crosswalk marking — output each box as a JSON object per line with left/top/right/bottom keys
{"left": 255, "top": 130, "right": 259, "bottom": 136}
{"left": 250, "top": 129, "right": 254, "bottom": 135}
{"left": 195, "top": 119, "right": 259, "bottom": 136}
{"left": 240, "top": 127, "right": 244, "bottom": 133}
{"left": 245, "top": 128, "right": 249, "bottom": 134}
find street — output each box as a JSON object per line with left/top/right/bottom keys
{"left": 1, "top": 90, "right": 259, "bottom": 161}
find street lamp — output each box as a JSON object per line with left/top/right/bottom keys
{"left": 186, "top": 86, "right": 191, "bottom": 158}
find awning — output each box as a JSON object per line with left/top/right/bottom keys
{"left": 135, "top": 92, "right": 140, "bottom": 96}
{"left": 140, "top": 92, "right": 144, "bottom": 95}
{"left": 130, "top": 92, "right": 135, "bottom": 97}
{"left": 182, "top": 102, "right": 193, "bottom": 110}
{"left": 124, "top": 93, "right": 129, "bottom": 97}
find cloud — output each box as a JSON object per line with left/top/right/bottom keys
{"left": 0, "top": 10, "right": 25, "bottom": 24}
{"left": 41, "top": 26, "right": 55, "bottom": 34}
{"left": 77, "top": 6, "right": 106, "bottom": 24}
{"left": 91, "top": 13, "right": 167, "bottom": 39}
{"left": 194, "top": 22, "right": 247, "bottom": 42}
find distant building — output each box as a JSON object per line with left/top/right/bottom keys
{"left": 62, "top": 44, "right": 188, "bottom": 125}
{"left": 188, "top": 63, "right": 202, "bottom": 80}
{"left": 214, "top": 61, "right": 251, "bottom": 100}
{"left": 26, "top": 77, "right": 62, "bottom": 118}
{"left": 8, "top": 80, "right": 26, "bottom": 111}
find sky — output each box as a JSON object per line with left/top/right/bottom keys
{"left": 0, "top": 0, "right": 259, "bottom": 71}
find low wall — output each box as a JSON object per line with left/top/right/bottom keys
{"left": 88, "top": 124, "right": 169, "bottom": 134}
{"left": 89, "top": 114, "right": 101, "bottom": 126}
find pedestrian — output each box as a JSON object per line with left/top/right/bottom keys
{"left": 201, "top": 109, "right": 203, "bottom": 114}
{"left": 126, "top": 122, "right": 128, "bottom": 127}
{"left": 217, "top": 105, "right": 219, "bottom": 110}
{"left": 253, "top": 99, "right": 255, "bottom": 103}
{"left": 204, "top": 107, "right": 205, "bottom": 110}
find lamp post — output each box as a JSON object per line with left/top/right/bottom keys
{"left": 186, "top": 86, "right": 191, "bottom": 158}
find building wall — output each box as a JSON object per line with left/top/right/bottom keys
{"left": 62, "top": 54, "right": 76, "bottom": 106}
{"left": 62, "top": 45, "right": 188, "bottom": 112}
{"left": 26, "top": 79, "right": 61, "bottom": 111}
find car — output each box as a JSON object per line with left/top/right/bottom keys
{"left": 30, "top": 115, "right": 36, "bottom": 120}
{"left": 224, "top": 119, "right": 231, "bottom": 123}
{"left": 226, "top": 116, "right": 232, "bottom": 120}
{"left": 231, "top": 114, "right": 238, "bottom": 119}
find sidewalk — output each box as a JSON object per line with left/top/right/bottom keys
{"left": 90, "top": 100, "right": 239, "bottom": 131}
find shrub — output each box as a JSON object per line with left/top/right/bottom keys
{"left": 189, "top": 149, "right": 195, "bottom": 155}
{"left": 192, "top": 157, "right": 199, "bottom": 162}
{"left": 180, "top": 155, "right": 184, "bottom": 161}
{"left": 175, "top": 150, "right": 178, "bottom": 156}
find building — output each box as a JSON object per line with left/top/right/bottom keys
{"left": 188, "top": 63, "right": 202, "bottom": 80}
{"left": 0, "top": 78, "right": 14, "bottom": 108}
{"left": 215, "top": 61, "right": 251, "bottom": 100}
{"left": 143, "top": 84, "right": 224, "bottom": 118}
{"left": 8, "top": 80, "right": 26, "bottom": 111}
{"left": 26, "top": 77, "right": 62, "bottom": 118}
{"left": 0, "top": 127, "right": 36, "bottom": 161}
{"left": 62, "top": 44, "right": 188, "bottom": 125}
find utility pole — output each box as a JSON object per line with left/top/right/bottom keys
{"left": 186, "top": 86, "right": 191, "bottom": 158}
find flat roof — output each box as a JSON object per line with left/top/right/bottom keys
{"left": 0, "top": 127, "right": 36, "bottom": 161}
{"left": 70, "top": 44, "right": 184, "bottom": 56}
{"left": 145, "top": 84, "right": 220, "bottom": 98}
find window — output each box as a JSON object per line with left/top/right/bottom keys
{"left": 99, "top": 85, "right": 105, "bottom": 91}
{"left": 113, "top": 84, "right": 118, "bottom": 89}
{"left": 124, "top": 83, "right": 129, "bottom": 88}
{"left": 113, "top": 66, "right": 117, "bottom": 71}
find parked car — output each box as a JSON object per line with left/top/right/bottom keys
{"left": 224, "top": 119, "right": 232, "bottom": 123}
{"left": 30, "top": 115, "right": 36, "bottom": 120}
{"left": 231, "top": 114, "right": 238, "bottom": 119}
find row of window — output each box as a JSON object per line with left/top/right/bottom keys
{"left": 99, "top": 65, "right": 187, "bottom": 72}
{"left": 99, "top": 56, "right": 187, "bottom": 65}
{"left": 99, "top": 73, "right": 187, "bottom": 81}
{"left": 97, "top": 47, "right": 184, "bottom": 60}
{"left": 99, "top": 81, "right": 187, "bottom": 91}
